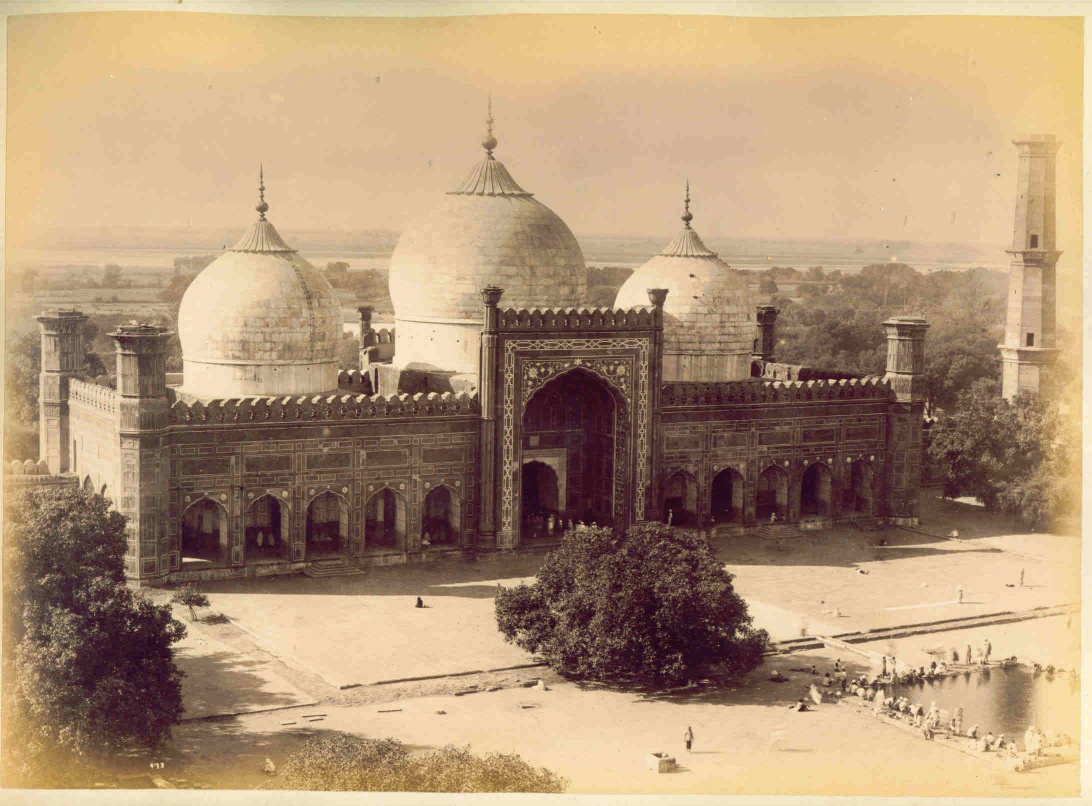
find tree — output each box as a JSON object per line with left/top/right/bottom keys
{"left": 927, "top": 380, "right": 1078, "bottom": 529}
{"left": 336, "top": 333, "right": 361, "bottom": 372}
{"left": 263, "top": 733, "right": 566, "bottom": 793}
{"left": 324, "top": 261, "right": 351, "bottom": 288}
{"left": 101, "top": 264, "right": 123, "bottom": 287}
{"left": 495, "top": 522, "right": 768, "bottom": 686}
{"left": 159, "top": 273, "right": 197, "bottom": 305}
{"left": 171, "top": 583, "right": 210, "bottom": 622}
{"left": 3, "top": 487, "right": 186, "bottom": 786}
{"left": 757, "top": 276, "right": 779, "bottom": 295}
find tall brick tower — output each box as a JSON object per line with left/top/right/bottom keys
{"left": 1000, "top": 134, "right": 1061, "bottom": 399}
{"left": 111, "top": 323, "right": 172, "bottom": 580}
{"left": 36, "top": 309, "right": 88, "bottom": 474}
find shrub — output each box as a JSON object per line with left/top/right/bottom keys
{"left": 265, "top": 733, "right": 565, "bottom": 793}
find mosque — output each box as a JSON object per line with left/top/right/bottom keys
{"left": 36, "top": 109, "right": 927, "bottom": 582}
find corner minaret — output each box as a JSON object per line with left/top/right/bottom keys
{"left": 1000, "top": 135, "right": 1061, "bottom": 399}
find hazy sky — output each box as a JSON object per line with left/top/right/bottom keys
{"left": 6, "top": 13, "right": 1083, "bottom": 269}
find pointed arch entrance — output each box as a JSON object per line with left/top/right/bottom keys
{"left": 520, "top": 368, "right": 622, "bottom": 540}
{"left": 423, "top": 485, "right": 461, "bottom": 546}
{"left": 306, "top": 491, "right": 348, "bottom": 558}
{"left": 663, "top": 469, "right": 698, "bottom": 527}
{"left": 521, "top": 461, "right": 561, "bottom": 539}
{"left": 801, "top": 462, "right": 833, "bottom": 517}
{"left": 365, "top": 487, "right": 406, "bottom": 552}
{"left": 710, "top": 467, "right": 744, "bottom": 525}
{"left": 245, "top": 494, "right": 290, "bottom": 561}
{"left": 756, "top": 465, "right": 789, "bottom": 522}
{"left": 181, "top": 497, "right": 229, "bottom": 567}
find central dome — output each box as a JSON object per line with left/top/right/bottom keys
{"left": 178, "top": 176, "right": 342, "bottom": 399}
{"left": 388, "top": 109, "right": 587, "bottom": 374}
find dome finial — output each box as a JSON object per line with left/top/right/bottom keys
{"left": 482, "top": 93, "right": 498, "bottom": 157}
{"left": 256, "top": 164, "right": 269, "bottom": 220}
{"left": 681, "top": 179, "right": 693, "bottom": 228}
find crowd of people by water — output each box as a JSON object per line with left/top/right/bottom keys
{"left": 775, "top": 647, "right": 1076, "bottom": 762}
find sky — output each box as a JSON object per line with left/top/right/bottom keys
{"left": 5, "top": 12, "right": 1083, "bottom": 271}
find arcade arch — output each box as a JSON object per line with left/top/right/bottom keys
{"left": 710, "top": 467, "right": 744, "bottom": 525}
{"left": 365, "top": 487, "right": 406, "bottom": 552}
{"left": 800, "top": 462, "right": 833, "bottom": 517}
{"left": 663, "top": 469, "right": 698, "bottom": 527}
{"left": 756, "top": 465, "right": 789, "bottom": 522}
{"left": 181, "top": 497, "right": 229, "bottom": 567}
{"left": 245, "top": 494, "right": 290, "bottom": 561}
{"left": 423, "top": 485, "right": 461, "bottom": 546}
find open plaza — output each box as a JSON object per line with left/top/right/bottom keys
{"left": 136, "top": 491, "right": 1080, "bottom": 796}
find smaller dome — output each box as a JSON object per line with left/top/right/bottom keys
{"left": 177, "top": 173, "right": 342, "bottom": 399}
{"left": 615, "top": 185, "right": 755, "bottom": 382}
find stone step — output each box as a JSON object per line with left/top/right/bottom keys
{"left": 756, "top": 523, "right": 803, "bottom": 540}
{"left": 303, "top": 558, "right": 365, "bottom": 579}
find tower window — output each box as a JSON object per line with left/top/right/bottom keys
{"left": 1026, "top": 333, "right": 1035, "bottom": 347}
{"left": 1029, "top": 234, "right": 1039, "bottom": 249}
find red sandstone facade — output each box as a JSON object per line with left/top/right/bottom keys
{"left": 40, "top": 298, "right": 928, "bottom": 584}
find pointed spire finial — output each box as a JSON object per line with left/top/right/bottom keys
{"left": 681, "top": 179, "right": 693, "bottom": 228}
{"left": 256, "top": 164, "right": 269, "bottom": 220}
{"left": 482, "top": 93, "right": 498, "bottom": 157}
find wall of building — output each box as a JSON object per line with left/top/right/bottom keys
{"left": 660, "top": 378, "right": 894, "bottom": 526}
{"left": 163, "top": 392, "right": 480, "bottom": 575}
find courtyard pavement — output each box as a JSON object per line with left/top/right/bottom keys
{"left": 157, "top": 488, "right": 1080, "bottom": 796}
{"left": 185, "top": 490, "right": 1079, "bottom": 691}
{"left": 162, "top": 648, "right": 1078, "bottom": 796}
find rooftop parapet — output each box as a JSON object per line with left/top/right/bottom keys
{"left": 70, "top": 378, "right": 119, "bottom": 412}
{"left": 168, "top": 390, "right": 479, "bottom": 425}
{"left": 495, "top": 306, "right": 661, "bottom": 333}
{"left": 662, "top": 376, "right": 891, "bottom": 408}
{"left": 6, "top": 459, "right": 51, "bottom": 476}
{"left": 337, "top": 369, "right": 375, "bottom": 395}
{"left": 757, "top": 361, "right": 864, "bottom": 382}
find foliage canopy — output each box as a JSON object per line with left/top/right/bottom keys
{"left": 264, "top": 733, "right": 566, "bottom": 793}
{"left": 927, "top": 380, "right": 1079, "bottom": 529}
{"left": 3, "top": 487, "right": 186, "bottom": 786}
{"left": 495, "top": 521, "right": 768, "bottom": 686}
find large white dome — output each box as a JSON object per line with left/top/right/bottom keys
{"left": 615, "top": 191, "right": 755, "bottom": 382}
{"left": 388, "top": 122, "right": 587, "bottom": 374}
{"left": 177, "top": 191, "right": 341, "bottom": 399}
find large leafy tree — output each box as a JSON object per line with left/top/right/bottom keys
{"left": 495, "top": 522, "right": 768, "bottom": 686}
{"left": 3, "top": 487, "right": 186, "bottom": 786}
{"left": 927, "top": 379, "right": 1078, "bottom": 529}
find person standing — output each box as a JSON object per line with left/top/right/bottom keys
{"left": 966, "top": 644, "right": 973, "bottom": 666}
{"left": 957, "top": 583, "right": 963, "bottom": 604}
{"left": 684, "top": 726, "right": 694, "bottom": 752}
{"left": 983, "top": 639, "right": 992, "bottom": 665}
{"left": 1019, "top": 568, "right": 1025, "bottom": 587}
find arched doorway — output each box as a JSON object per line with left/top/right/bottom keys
{"left": 423, "top": 485, "right": 461, "bottom": 546}
{"left": 181, "top": 498, "right": 229, "bottom": 567}
{"left": 365, "top": 488, "right": 406, "bottom": 552}
{"left": 710, "top": 467, "right": 744, "bottom": 525}
{"left": 306, "top": 492, "right": 348, "bottom": 558}
{"left": 844, "top": 461, "right": 874, "bottom": 514}
{"left": 245, "top": 494, "right": 289, "bottom": 562}
{"left": 521, "top": 461, "right": 561, "bottom": 539}
{"left": 800, "top": 462, "right": 833, "bottom": 517}
{"left": 521, "top": 369, "right": 619, "bottom": 539}
{"left": 756, "top": 465, "right": 789, "bottom": 522}
{"left": 663, "top": 470, "right": 698, "bottom": 527}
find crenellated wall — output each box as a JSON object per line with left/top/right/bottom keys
{"left": 662, "top": 377, "right": 892, "bottom": 409}
{"left": 166, "top": 390, "right": 480, "bottom": 425}
{"left": 496, "top": 306, "right": 659, "bottom": 333}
